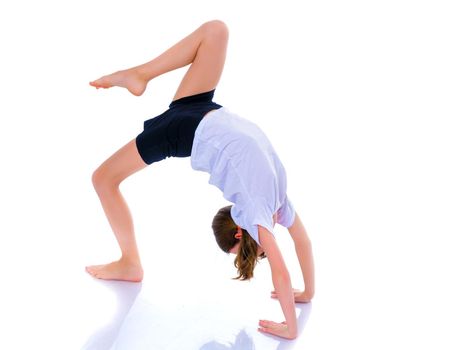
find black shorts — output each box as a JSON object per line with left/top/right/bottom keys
{"left": 135, "top": 89, "right": 222, "bottom": 164}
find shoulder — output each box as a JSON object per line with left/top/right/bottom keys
{"left": 258, "top": 225, "right": 288, "bottom": 273}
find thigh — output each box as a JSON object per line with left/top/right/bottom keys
{"left": 96, "top": 139, "right": 148, "bottom": 184}
{"left": 173, "top": 20, "right": 229, "bottom": 101}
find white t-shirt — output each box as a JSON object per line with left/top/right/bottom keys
{"left": 191, "top": 107, "right": 295, "bottom": 245}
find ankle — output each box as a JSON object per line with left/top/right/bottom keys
{"left": 120, "top": 255, "right": 142, "bottom": 266}
{"left": 133, "top": 66, "right": 153, "bottom": 83}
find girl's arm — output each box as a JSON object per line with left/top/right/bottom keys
{"left": 288, "top": 213, "right": 315, "bottom": 300}
{"left": 257, "top": 225, "right": 298, "bottom": 339}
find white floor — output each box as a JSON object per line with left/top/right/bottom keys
{"left": 79, "top": 278, "right": 312, "bottom": 350}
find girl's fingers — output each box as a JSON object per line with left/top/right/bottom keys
{"left": 271, "top": 289, "right": 301, "bottom": 294}
{"left": 258, "top": 326, "right": 278, "bottom": 336}
{"left": 259, "top": 319, "right": 274, "bottom": 326}
{"left": 271, "top": 289, "right": 301, "bottom": 298}
{"left": 259, "top": 320, "right": 283, "bottom": 328}
{"left": 271, "top": 290, "right": 311, "bottom": 303}
{"left": 258, "top": 320, "right": 290, "bottom": 338}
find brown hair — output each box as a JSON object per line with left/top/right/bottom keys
{"left": 212, "top": 205, "right": 265, "bottom": 281}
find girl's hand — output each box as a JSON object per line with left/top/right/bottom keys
{"left": 271, "top": 289, "right": 311, "bottom": 303}
{"left": 258, "top": 320, "right": 297, "bottom": 339}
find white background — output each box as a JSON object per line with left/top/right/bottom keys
{"left": 0, "top": 0, "right": 466, "bottom": 349}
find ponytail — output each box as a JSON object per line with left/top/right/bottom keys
{"left": 212, "top": 205, "right": 264, "bottom": 281}
{"left": 233, "top": 228, "right": 260, "bottom": 280}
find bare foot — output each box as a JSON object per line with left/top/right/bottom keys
{"left": 85, "top": 258, "right": 144, "bottom": 282}
{"left": 89, "top": 69, "right": 147, "bottom": 96}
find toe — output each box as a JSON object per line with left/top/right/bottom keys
{"left": 85, "top": 266, "right": 98, "bottom": 276}
{"left": 90, "top": 79, "right": 106, "bottom": 88}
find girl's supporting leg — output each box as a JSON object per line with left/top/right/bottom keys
{"left": 90, "top": 20, "right": 228, "bottom": 99}
{"left": 86, "top": 139, "right": 147, "bottom": 282}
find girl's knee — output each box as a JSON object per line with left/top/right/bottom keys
{"left": 202, "top": 20, "right": 229, "bottom": 42}
{"left": 92, "top": 166, "right": 120, "bottom": 193}
{"left": 91, "top": 168, "right": 105, "bottom": 192}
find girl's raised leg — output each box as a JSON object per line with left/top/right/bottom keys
{"left": 86, "top": 139, "right": 147, "bottom": 282}
{"left": 90, "top": 20, "right": 228, "bottom": 99}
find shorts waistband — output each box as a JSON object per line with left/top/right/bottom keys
{"left": 169, "top": 89, "right": 216, "bottom": 108}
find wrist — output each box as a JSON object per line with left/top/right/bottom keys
{"left": 303, "top": 288, "right": 314, "bottom": 301}
{"left": 287, "top": 324, "right": 298, "bottom": 339}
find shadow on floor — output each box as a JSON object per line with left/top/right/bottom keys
{"left": 81, "top": 280, "right": 142, "bottom": 350}
{"left": 199, "top": 329, "right": 255, "bottom": 350}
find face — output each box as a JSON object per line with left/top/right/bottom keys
{"left": 229, "top": 242, "right": 240, "bottom": 255}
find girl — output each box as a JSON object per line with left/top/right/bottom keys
{"left": 86, "top": 20, "right": 314, "bottom": 340}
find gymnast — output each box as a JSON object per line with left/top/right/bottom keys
{"left": 86, "top": 20, "right": 315, "bottom": 340}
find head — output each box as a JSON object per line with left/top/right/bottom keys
{"left": 212, "top": 205, "right": 266, "bottom": 281}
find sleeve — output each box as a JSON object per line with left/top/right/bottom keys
{"left": 276, "top": 195, "right": 296, "bottom": 228}
{"left": 246, "top": 199, "right": 275, "bottom": 246}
